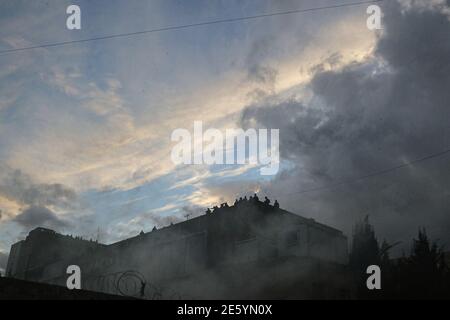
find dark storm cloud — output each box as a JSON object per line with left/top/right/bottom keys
{"left": 0, "top": 167, "right": 77, "bottom": 209}
{"left": 240, "top": 1, "right": 450, "bottom": 252}
{"left": 13, "top": 206, "right": 71, "bottom": 230}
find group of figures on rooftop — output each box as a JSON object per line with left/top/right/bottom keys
{"left": 205, "top": 194, "right": 280, "bottom": 214}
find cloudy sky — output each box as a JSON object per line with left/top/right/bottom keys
{"left": 0, "top": 0, "right": 449, "bottom": 272}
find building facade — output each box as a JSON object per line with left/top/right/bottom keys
{"left": 6, "top": 198, "right": 350, "bottom": 299}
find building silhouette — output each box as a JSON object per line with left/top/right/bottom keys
{"left": 6, "top": 197, "right": 350, "bottom": 299}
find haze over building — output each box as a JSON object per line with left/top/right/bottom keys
{"left": 6, "top": 197, "right": 349, "bottom": 299}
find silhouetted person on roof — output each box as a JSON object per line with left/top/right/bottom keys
{"left": 264, "top": 196, "right": 270, "bottom": 206}
{"left": 253, "top": 193, "right": 259, "bottom": 202}
{"left": 140, "top": 281, "right": 146, "bottom": 298}
{"left": 274, "top": 200, "right": 280, "bottom": 209}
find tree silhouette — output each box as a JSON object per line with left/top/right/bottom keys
{"left": 392, "top": 229, "right": 450, "bottom": 299}
{"left": 349, "top": 216, "right": 381, "bottom": 299}
{"left": 350, "top": 220, "right": 450, "bottom": 299}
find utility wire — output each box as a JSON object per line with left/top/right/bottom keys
{"left": 278, "top": 147, "right": 450, "bottom": 197}
{"left": 0, "top": 0, "right": 383, "bottom": 55}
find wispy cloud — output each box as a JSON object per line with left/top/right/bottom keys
{"left": 0, "top": 0, "right": 386, "bottom": 246}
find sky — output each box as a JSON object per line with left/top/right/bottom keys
{"left": 0, "top": 0, "right": 449, "bottom": 273}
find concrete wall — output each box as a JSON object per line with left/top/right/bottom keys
{"left": 6, "top": 202, "right": 349, "bottom": 299}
